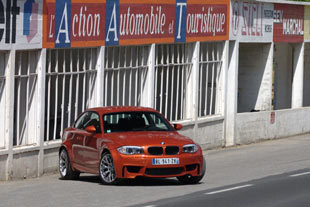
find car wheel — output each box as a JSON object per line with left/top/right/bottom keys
{"left": 177, "top": 174, "right": 204, "bottom": 184}
{"left": 99, "top": 152, "right": 119, "bottom": 185}
{"left": 59, "top": 149, "right": 80, "bottom": 180}
{"left": 178, "top": 159, "right": 206, "bottom": 184}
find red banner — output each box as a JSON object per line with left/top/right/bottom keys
{"left": 186, "top": 3, "right": 228, "bottom": 42}
{"left": 43, "top": 0, "right": 106, "bottom": 48}
{"left": 118, "top": 3, "right": 175, "bottom": 45}
{"left": 273, "top": 4, "right": 304, "bottom": 43}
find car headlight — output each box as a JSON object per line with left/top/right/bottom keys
{"left": 117, "top": 146, "right": 144, "bottom": 155}
{"left": 182, "top": 144, "right": 198, "bottom": 153}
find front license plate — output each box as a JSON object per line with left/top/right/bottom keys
{"left": 152, "top": 158, "right": 179, "bottom": 165}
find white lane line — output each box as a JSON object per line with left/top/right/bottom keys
{"left": 143, "top": 205, "right": 157, "bottom": 207}
{"left": 289, "top": 171, "right": 310, "bottom": 177}
{"left": 205, "top": 184, "right": 253, "bottom": 195}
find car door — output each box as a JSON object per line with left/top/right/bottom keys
{"left": 80, "top": 112, "right": 102, "bottom": 172}
{"left": 71, "top": 112, "right": 91, "bottom": 166}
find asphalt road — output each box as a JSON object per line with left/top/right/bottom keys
{"left": 1, "top": 134, "right": 310, "bottom": 207}
{"left": 134, "top": 170, "right": 310, "bottom": 207}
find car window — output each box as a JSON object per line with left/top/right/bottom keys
{"left": 75, "top": 112, "right": 90, "bottom": 129}
{"left": 75, "top": 112, "right": 101, "bottom": 132}
{"left": 103, "top": 111, "right": 173, "bottom": 133}
{"left": 84, "top": 112, "right": 101, "bottom": 133}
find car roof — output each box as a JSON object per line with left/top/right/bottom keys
{"left": 86, "top": 106, "right": 158, "bottom": 114}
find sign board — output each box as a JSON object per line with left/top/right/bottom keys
{"left": 230, "top": 0, "right": 273, "bottom": 42}
{"left": 105, "top": 0, "right": 175, "bottom": 46}
{"left": 273, "top": 4, "right": 304, "bottom": 43}
{"left": 270, "top": 111, "right": 275, "bottom": 124}
{"left": 43, "top": 0, "right": 229, "bottom": 48}
{"left": 180, "top": 0, "right": 229, "bottom": 43}
{"left": 0, "top": 0, "right": 42, "bottom": 50}
{"left": 43, "top": 0, "right": 106, "bottom": 48}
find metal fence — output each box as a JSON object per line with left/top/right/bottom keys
{"left": 13, "top": 50, "right": 39, "bottom": 146}
{"left": 104, "top": 46, "right": 149, "bottom": 107}
{"left": 154, "top": 43, "right": 194, "bottom": 121}
{"left": 0, "top": 52, "right": 6, "bottom": 149}
{"left": 44, "top": 48, "right": 98, "bottom": 141}
{"left": 198, "top": 42, "right": 224, "bottom": 117}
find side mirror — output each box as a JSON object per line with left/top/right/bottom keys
{"left": 85, "top": 125, "right": 97, "bottom": 133}
{"left": 173, "top": 124, "right": 183, "bottom": 131}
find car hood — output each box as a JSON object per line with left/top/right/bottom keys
{"left": 104, "top": 131, "right": 194, "bottom": 148}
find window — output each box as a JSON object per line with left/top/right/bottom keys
{"left": 45, "top": 48, "right": 98, "bottom": 141}
{"left": 155, "top": 43, "right": 193, "bottom": 121}
{"left": 14, "top": 50, "right": 39, "bottom": 146}
{"left": 198, "top": 42, "right": 224, "bottom": 117}
{"left": 0, "top": 52, "right": 7, "bottom": 149}
{"left": 104, "top": 46, "right": 149, "bottom": 106}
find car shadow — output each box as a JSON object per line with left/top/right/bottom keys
{"left": 71, "top": 174, "right": 202, "bottom": 186}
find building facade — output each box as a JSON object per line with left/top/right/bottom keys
{"left": 0, "top": 0, "right": 309, "bottom": 180}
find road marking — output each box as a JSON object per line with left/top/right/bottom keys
{"left": 205, "top": 184, "right": 253, "bottom": 195}
{"left": 143, "top": 205, "right": 157, "bottom": 207}
{"left": 289, "top": 171, "right": 310, "bottom": 177}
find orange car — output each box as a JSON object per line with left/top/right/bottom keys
{"left": 59, "top": 106, "right": 205, "bottom": 185}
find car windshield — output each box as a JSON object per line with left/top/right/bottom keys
{"left": 102, "top": 111, "right": 174, "bottom": 133}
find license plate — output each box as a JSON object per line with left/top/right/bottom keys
{"left": 152, "top": 158, "right": 179, "bottom": 165}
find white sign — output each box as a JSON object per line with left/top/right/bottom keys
{"left": 0, "top": 0, "right": 42, "bottom": 50}
{"left": 230, "top": 0, "right": 273, "bottom": 42}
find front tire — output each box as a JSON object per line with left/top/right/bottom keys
{"left": 59, "top": 149, "right": 80, "bottom": 180}
{"left": 99, "top": 152, "right": 119, "bottom": 185}
{"left": 177, "top": 174, "right": 204, "bottom": 184}
{"left": 178, "top": 158, "right": 206, "bottom": 184}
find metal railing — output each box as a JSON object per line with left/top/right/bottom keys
{"left": 154, "top": 43, "right": 193, "bottom": 121}
{"left": 14, "top": 50, "right": 39, "bottom": 146}
{"left": 45, "top": 48, "right": 98, "bottom": 141}
{"left": 198, "top": 42, "right": 223, "bottom": 117}
{"left": 104, "top": 46, "right": 149, "bottom": 107}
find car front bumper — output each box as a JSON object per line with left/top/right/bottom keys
{"left": 111, "top": 150, "right": 204, "bottom": 179}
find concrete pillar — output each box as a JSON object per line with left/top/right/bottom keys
{"left": 256, "top": 43, "right": 273, "bottom": 111}
{"left": 141, "top": 44, "right": 155, "bottom": 108}
{"left": 225, "top": 41, "right": 239, "bottom": 147}
{"left": 5, "top": 50, "right": 15, "bottom": 180}
{"left": 219, "top": 41, "right": 229, "bottom": 116}
{"left": 292, "top": 43, "right": 304, "bottom": 108}
{"left": 96, "top": 46, "right": 105, "bottom": 107}
{"left": 185, "top": 42, "right": 199, "bottom": 121}
{"left": 37, "top": 49, "right": 47, "bottom": 176}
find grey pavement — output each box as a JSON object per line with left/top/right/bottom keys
{"left": 1, "top": 134, "right": 310, "bottom": 207}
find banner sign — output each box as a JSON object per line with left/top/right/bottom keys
{"left": 184, "top": 0, "right": 229, "bottom": 43}
{"left": 273, "top": 4, "right": 304, "bottom": 43}
{"left": 43, "top": 0, "right": 106, "bottom": 48}
{"left": 105, "top": 0, "right": 175, "bottom": 46}
{"left": 230, "top": 0, "right": 274, "bottom": 42}
{"left": 43, "top": 0, "right": 229, "bottom": 48}
{"left": 0, "top": 0, "right": 42, "bottom": 49}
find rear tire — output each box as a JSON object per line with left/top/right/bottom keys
{"left": 59, "top": 149, "right": 80, "bottom": 180}
{"left": 99, "top": 152, "right": 120, "bottom": 185}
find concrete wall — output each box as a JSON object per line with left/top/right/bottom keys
{"left": 12, "top": 150, "right": 39, "bottom": 179}
{"left": 43, "top": 148, "right": 60, "bottom": 174}
{"left": 178, "top": 118, "right": 225, "bottom": 150}
{"left": 0, "top": 154, "right": 7, "bottom": 180}
{"left": 236, "top": 108, "right": 310, "bottom": 144}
